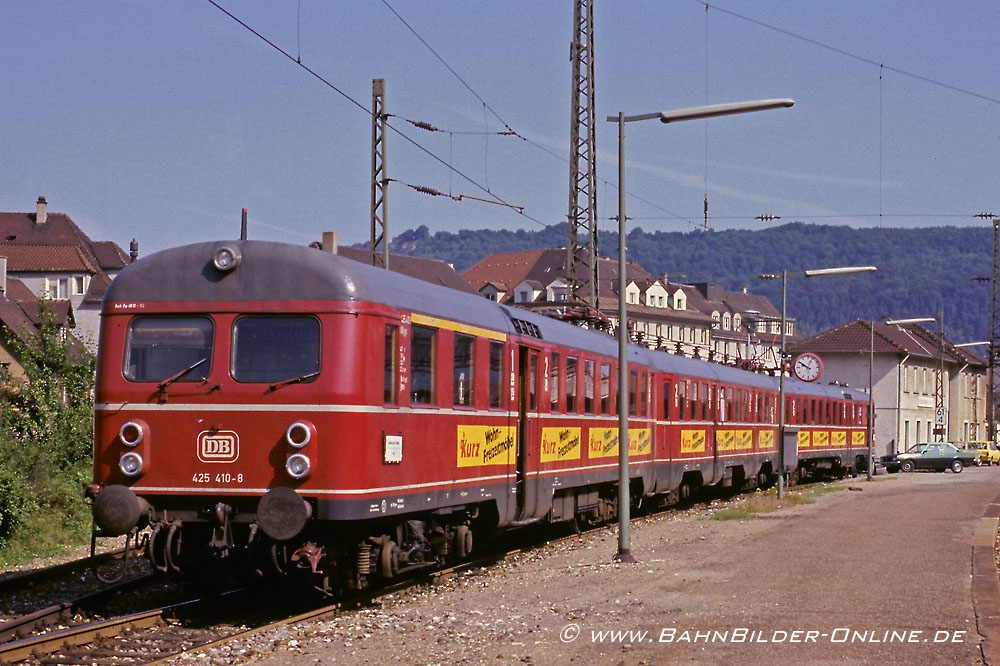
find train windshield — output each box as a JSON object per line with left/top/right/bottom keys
{"left": 124, "top": 316, "right": 214, "bottom": 382}
{"left": 232, "top": 315, "right": 320, "bottom": 383}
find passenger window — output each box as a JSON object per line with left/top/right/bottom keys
{"left": 678, "top": 381, "right": 687, "bottom": 420}
{"left": 529, "top": 353, "right": 538, "bottom": 411}
{"left": 410, "top": 325, "right": 436, "bottom": 404}
{"left": 384, "top": 325, "right": 398, "bottom": 403}
{"left": 232, "top": 316, "right": 319, "bottom": 383}
{"left": 566, "top": 357, "right": 578, "bottom": 412}
{"left": 690, "top": 380, "right": 699, "bottom": 420}
{"left": 662, "top": 380, "right": 671, "bottom": 420}
{"left": 125, "top": 316, "right": 213, "bottom": 382}
{"left": 640, "top": 372, "right": 649, "bottom": 418}
{"left": 628, "top": 369, "right": 638, "bottom": 416}
{"left": 550, "top": 352, "right": 561, "bottom": 412}
{"left": 489, "top": 341, "right": 504, "bottom": 408}
{"left": 584, "top": 360, "right": 595, "bottom": 413}
{"left": 453, "top": 333, "right": 474, "bottom": 407}
{"left": 601, "top": 363, "right": 611, "bottom": 414}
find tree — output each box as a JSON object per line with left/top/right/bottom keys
{"left": 0, "top": 299, "right": 95, "bottom": 557}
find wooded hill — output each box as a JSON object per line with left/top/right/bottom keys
{"left": 381, "top": 222, "right": 993, "bottom": 345}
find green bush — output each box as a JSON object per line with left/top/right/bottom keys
{"left": 0, "top": 300, "right": 95, "bottom": 563}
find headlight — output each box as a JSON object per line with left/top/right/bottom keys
{"left": 285, "top": 453, "right": 311, "bottom": 479}
{"left": 212, "top": 245, "right": 242, "bottom": 272}
{"left": 119, "top": 452, "right": 144, "bottom": 477}
{"left": 285, "top": 421, "right": 314, "bottom": 448}
{"left": 119, "top": 421, "right": 145, "bottom": 447}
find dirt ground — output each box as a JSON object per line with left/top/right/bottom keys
{"left": 157, "top": 467, "right": 998, "bottom": 666}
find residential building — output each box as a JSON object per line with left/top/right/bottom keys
{"left": 0, "top": 260, "right": 76, "bottom": 381}
{"left": 688, "top": 282, "right": 800, "bottom": 372}
{"left": 0, "top": 197, "right": 130, "bottom": 346}
{"left": 311, "top": 233, "right": 479, "bottom": 295}
{"left": 463, "top": 248, "right": 731, "bottom": 360}
{"left": 791, "top": 319, "right": 988, "bottom": 455}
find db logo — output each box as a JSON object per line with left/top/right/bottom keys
{"left": 197, "top": 431, "right": 240, "bottom": 463}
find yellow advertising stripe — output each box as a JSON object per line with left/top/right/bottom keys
{"left": 541, "top": 427, "right": 582, "bottom": 463}
{"left": 412, "top": 313, "right": 506, "bottom": 342}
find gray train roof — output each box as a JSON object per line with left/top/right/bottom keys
{"left": 106, "top": 240, "right": 864, "bottom": 403}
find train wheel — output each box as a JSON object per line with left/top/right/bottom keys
{"left": 380, "top": 540, "right": 399, "bottom": 579}
{"left": 453, "top": 525, "right": 473, "bottom": 560}
{"left": 790, "top": 468, "right": 803, "bottom": 486}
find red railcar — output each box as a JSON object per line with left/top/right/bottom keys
{"left": 86, "top": 240, "right": 869, "bottom": 592}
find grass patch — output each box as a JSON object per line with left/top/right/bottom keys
{"left": 710, "top": 482, "right": 846, "bottom": 521}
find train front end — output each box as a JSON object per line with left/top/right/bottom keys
{"left": 86, "top": 240, "right": 363, "bottom": 588}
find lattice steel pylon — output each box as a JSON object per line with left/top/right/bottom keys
{"left": 935, "top": 310, "right": 944, "bottom": 441}
{"left": 371, "top": 78, "right": 389, "bottom": 269}
{"left": 992, "top": 218, "right": 1000, "bottom": 442}
{"left": 566, "top": 0, "right": 597, "bottom": 307}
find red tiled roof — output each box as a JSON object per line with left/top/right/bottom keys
{"left": 464, "top": 248, "right": 654, "bottom": 306}
{"left": 83, "top": 272, "right": 111, "bottom": 304}
{"left": 791, "top": 319, "right": 987, "bottom": 367}
{"left": 0, "top": 277, "right": 73, "bottom": 345}
{"left": 91, "top": 241, "right": 129, "bottom": 271}
{"left": 335, "top": 245, "right": 478, "bottom": 295}
{"left": 0, "top": 244, "right": 100, "bottom": 273}
{"left": 0, "top": 208, "right": 127, "bottom": 279}
{"left": 4, "top": 277, "right": 36, "bottom": 303}
{"left": 18, "top": 300, "right": 73, "bottom": 327}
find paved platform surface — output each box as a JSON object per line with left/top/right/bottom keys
{"left": 238, "top": 467, "right": 1000, "bottom": 666}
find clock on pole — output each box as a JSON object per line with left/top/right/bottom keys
{"left": 792, "top": 352, "right": 823, "bottom": 382}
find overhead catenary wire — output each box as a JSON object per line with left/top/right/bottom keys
{"left": 209, "top": 0, "right": 997, "bottom": 242}
{"left": 203, "top": 1, "right": 551, "bottom": 229}
{"left": 698, "top": 1, "right": 1000, "bottom": 107}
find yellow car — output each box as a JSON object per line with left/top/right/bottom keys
{"left": 968, "top": 441, "right": 1000, "bottom": 466}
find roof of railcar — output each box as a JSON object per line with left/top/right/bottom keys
{"left": 105, "top": 240, "right": 864, "bottom": 403}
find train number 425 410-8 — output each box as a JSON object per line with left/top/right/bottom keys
{"left": 192, "top": 472, "right": 244, "bottom": 483}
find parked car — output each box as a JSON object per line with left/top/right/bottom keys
{"left": 881, "top": 442, "right": 978, "bottom": 473}
{"left": 967, "top": 441, "right": 1000, "bottom": 466}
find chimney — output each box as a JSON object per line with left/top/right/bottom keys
{"left": 321, "top": 231, "right": 338, "bottom": 254}
{"left": 130, "top": 238, "right": 139, "bottom": 263}
{"left": 36, "top": 196, "right": 47, "bottom": 225}
{"left": 0, "top": 257, "right": 6, "bottom": 295}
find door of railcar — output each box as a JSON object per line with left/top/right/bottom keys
{"left": 516, "top": 346, "right": 541, "bottom": 521}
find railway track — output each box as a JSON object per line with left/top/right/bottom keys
{"left": 0, "top": 554, "right": 510, "bottom": 666}
{"left": 0, "top": 474, "right": 839, "bottom": 665}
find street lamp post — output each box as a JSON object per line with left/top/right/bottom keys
{"left": 869, "top": 319, "right": 874, "bottom": 481}
{"left": 758, "top": 266, "right": 877, "bottom": 498}
{"left": 608, "top": 98, "right": 794, "bottom": 564}
{"left": 884, "top": 317, "right": 936, "bottom": 451}
{"left": 955, "top": 341, "right": 989, "bottom": 441}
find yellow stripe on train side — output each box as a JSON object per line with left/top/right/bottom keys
{"left": 541, "top": 427, "right": 582, "bottom": 463}
{"left": 457, "top": 425, "right": 516, "bottom": 467}
{"left": 412, "top": 313, "right": 506, "bottom": 341}
{"left": 587, "top": 428, "right": 651, "bottom": 459}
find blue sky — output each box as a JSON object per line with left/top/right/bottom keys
{"left": 3, "top": 1, "right": 998, "bottom": 257}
